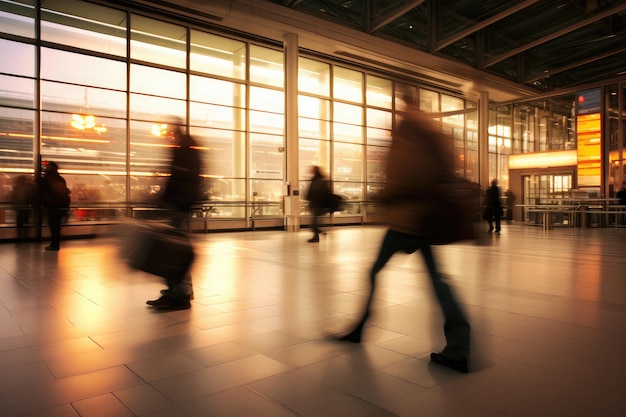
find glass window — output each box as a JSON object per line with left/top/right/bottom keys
{"left": 299, "top": 95, "right": 330, "bottom": 120}
{"left": 0, "top": 107, "right": 34, "bottom": 170}
{"left": 41, "top": 48, "right": 126, "bottom": 90}
{"left": 334, "top": 122, "right": 363, "bottom": 144}
{"left": 366, "top": 75, "right": 392, "bottom": 108}
{"left": 420, "top": 88, "right": 439, "bottom": 113}
{"left": 190, "top": 76, "right": 245, "bottom": 107}
{"left": 334, "top": 102, "right": 362, "bottom": 125}
{"left": 396, "top": 83, "right": 417, "bottom": 109}
{"left": 190, "top": 102, "right": 246, "bottom": 131}
{"left": 41, "top": 112, "right": 127, "bottom": 172}
{"left": 366, "top": 108, "right": 391, "bottom": 130}
{"left": 130, "top": 93, "right": 186, "bottom": 122}
{"left": 64, "top": 174, "right": 127, "bottom": 211}
{"left": 299, "top": 117, "right": 330, "bottom": 140}
{"left": 299, "top": 138, "right": 330, "bottom": 179}
{"left": 250, "top": 133, "right": 284, "bottom": 179}
{"left": 0, "top": 74, "right": 34, "bottom": 108}
{"left": 190, "top": 126, "right": 245, "bottom": 178}
{"left": 250, "top": 86, "right": 283, "bottom": 112}
{"left": 41, "top": 0, "right": 127, "bottom": 57}
{"left": 250, "top": 179, "right": 283, "bottom": 202}
{"left": 250, "top": 45, "right": 283, "bottom": 88}
{"left": 441, "top": 94, "right": 464, "bottom": 138}
{"left": 334, "top": 142, "right": 362, "bottom": 182}
{"left": 0, "top": 39, "right": 35, "bottom": 77}
{"left": 129, "top": 119, "right": 171, "bottom": 175}
{"left": 334, "top": 66, "right": 363, "bottom": 103}
{"left": 334, "top": 181, "right": 363, "bottom": 201}
{"left": 41, "top": 82, "right": 126, "bottom": 118}
{"left": 130, "top": 64, "right": 186, "bottom": 99}
{"left": 131, "top": 14, "right": 186, "bottom": 68}
{"left": 366, "top": 126, "right": 391, "bottom": 147}
{"left": 249, "top": 110, "right": 283, "bottom": 135}
{"left": 299, "top": 57, "right": 330, "bottom": 96}
{"left": 190, "top": 30, "right": 246, "bottom": 80}
{"left": 0, "top": 0, "right": 35, "bottom": 38}
{"left": 366, "top": 145, "right": 388, "bottom": 183}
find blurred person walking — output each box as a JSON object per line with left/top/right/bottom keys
{"left": 11, "top": 174, "right": 36, "bottom": 244}
{"left": 484, "top": 179, "right": 503, "bottom": 233}
{"left": 305, "top": 165, "right": 330, "bottom": 243}
{"left": 40, "top": 161, "right": 70, "bottom": 251}
{"left": 145, "top": 124, "right": 202, "bottom": 311}
{"left": 333, "top": 93, "right": 473, "bottom": 373}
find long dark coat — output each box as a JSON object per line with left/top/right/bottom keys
{"left": 380, "top": 108, "right": 454, "bottom": 238}
{"left": 162, "top": 135, "right": 202, "bottom": 211}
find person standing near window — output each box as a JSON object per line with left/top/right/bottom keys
{"left": 40, "top": 161, "right": 70, "bottom": 251}
{"left": 485, "top": 179, "right": 503, "bottom": 233}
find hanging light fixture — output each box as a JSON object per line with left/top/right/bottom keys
{"left": 70, "top": 89, "right": 107, "bottom": 133}
{"left": 70, "top": 114, "right": 96, "bottom": 130}
{"left": 151, "top": 123, "right": 169, "bottom": 137}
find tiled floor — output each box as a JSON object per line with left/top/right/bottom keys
{"left": 1, "top": 224, "right": 625, "bottom": 417}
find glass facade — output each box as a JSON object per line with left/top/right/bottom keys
{"left": 0, "top": 0, "right": 493, "bottom": 231}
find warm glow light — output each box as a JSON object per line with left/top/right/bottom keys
{"left": 151, "top": 123, "right": 169, "bottom": 136}
{"left": 71, "top": 114, "right": 96, "bottom": 130}
{"left": 509, "top": 150, "right": 578, "bottom": 169}
{"left": 42, "top": 135, "right": 110, "bottom": 144}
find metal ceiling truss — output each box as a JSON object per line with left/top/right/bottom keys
{"left": 270, "top": 0, "right": 626, "bottom": 93}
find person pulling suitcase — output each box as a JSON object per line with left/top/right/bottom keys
{"left": 146, "top": 122, "right": 202, "bottom": 310}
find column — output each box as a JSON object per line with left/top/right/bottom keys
{"left": 284, "top": 32, "right": 300, "bottom": 231}
{"left": 479, "top": 91, "right": 490, "bottom": 189}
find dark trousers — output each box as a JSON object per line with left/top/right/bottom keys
{"left": 487, "top": 207, "right": 501, "bottom": 232}
{"left": 357, "top": 229, "right": 471, "bottom": 360}
{"left": 311, "top": 212, "right": 321, "bottom": 237}
{"left": 164, "top": 208, "right": 193, "bottom": 299}
{"left": 47, "top": 208, "right": 63, "bottom": 248}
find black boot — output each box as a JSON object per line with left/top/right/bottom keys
{"left": 332, "top": 311, "right": 370, "bottom": 343}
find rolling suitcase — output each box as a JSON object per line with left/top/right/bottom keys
{"left": 124, "top": 222, "right": 195, "bottom": 282}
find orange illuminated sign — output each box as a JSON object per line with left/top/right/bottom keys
{"left": 576, "top": 113, "right": 601, "bottom": 186}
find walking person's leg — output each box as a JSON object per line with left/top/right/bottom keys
{"left": 309, "top": 211, "right": 320, "bottom": 242}
{"left": 418, "top": 242, "right": 471, "bottom": 372}
{"left": 494, "top": 209, "right": 501, "bottom": 232}
{"left": 46, "top": 209, "right": 61, "bottom": 250}
{"left": 335, "top": 229, "right": 406, "bottom": 342}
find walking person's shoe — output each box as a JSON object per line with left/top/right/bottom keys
{"left": 146, "top": 294, "right": 191, "bottom": 310}
{"left": 308, "top": 235, "right": 319, "bottom": 242}
{"left": 430, "top": 352, "right": 469, "bottom": 373}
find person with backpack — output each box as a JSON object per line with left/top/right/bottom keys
{"left": 40, "top": 161, "right": 70, "bottom": 251}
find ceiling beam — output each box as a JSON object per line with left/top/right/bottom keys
{"left": 524, "top": 45, "right": 626, "bottom": 83}
{"left": 368, "top": 0, "right": 425, "bottom": 33}
{"left": 435, "top": 0, "right": 540, "bottom": 51}
{"left": 484, "top": 3, "right": 626, "bottom": 68}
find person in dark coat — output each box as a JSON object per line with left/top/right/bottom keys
{"left": 305, "top": 165, "right": 330, "bottom": 242}
{"left": 332, "top": 93, "right": 472, "bottom": 373}
{"left": 485, "top": 179, "right": 502, "bottom": 233}
{"left": 146, "top": 124, "right": 202, "bottom": 310}
{"left": 40, "top": 161, "right": 70, "bottom": 251}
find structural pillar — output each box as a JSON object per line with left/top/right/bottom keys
{"left": 284, "top": 32, "right": 300, "bottom": 231}
{"left": 479, "top": 91, "right": 490, "bottom": 189}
